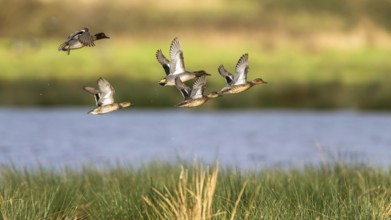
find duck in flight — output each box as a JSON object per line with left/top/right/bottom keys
{"left": 175, "top": 75, "right": 219, "bottom": 108}
{"left": 58, "top": 28, "right": 109, "bottom": 55}
{"left": 83, "top": 77, "right": 131, "bottom": 115}
{"left": 217, "top": 53, "right": 267, "bottom": 95}
{"left": 156, "top": 37, "right": 210, "bottom": 86}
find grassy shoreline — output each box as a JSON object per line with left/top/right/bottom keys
{"left": 0, "top": 161, "right": 390, "bottom": 219}
{"left": 1, "top": 39, "right": 391, "bottom": 109}
{"left": 1, "top": 78, "right": 391, "bottom": 110}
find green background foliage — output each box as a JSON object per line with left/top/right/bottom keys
{"left": 1, "top": 0, "right": 391, "bottom": 109}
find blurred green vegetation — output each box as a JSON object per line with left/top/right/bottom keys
{"left": 1, "top": 0, "right": 391, "bottom": 109}
{"left": 2, "top": 0, "right": 391, "bottom": 37}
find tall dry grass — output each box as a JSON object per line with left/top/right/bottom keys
{"left": 143, "top": 161, "right": 248, "bottom": 220}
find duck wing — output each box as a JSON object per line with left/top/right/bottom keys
{"left": 156, "top": 49, "right": 170, "bottom": 75}
{"left": 78, "top": 29, "right": 95, "bottom": 47}
{"left": 175, "top": 77, "right": 191, "bottom": 100}
{"left": 190, "top": 75, "right": 206, "bottom": 99}
{"left": 66, "top": 28, "right": 87, "bottom": 41}
{"left": 83, "top": 86, "right": 101, "bottom": 106}
{"left": 97, "top": 77, "right": 115, "bottom": 105}
{"left": 218, "top": 65, "right": 234, "bottom": 85}
{"left": 58, "top": 28, "right": 86, "bottom": 50}
{"left": 233, "top": 53, "right": 249, "bottom": 85}
{"left": 169, "top": 37, "right": 185, "bottom": 75}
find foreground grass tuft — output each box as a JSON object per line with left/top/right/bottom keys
{"left": 143, "top": 162, "right": 222, "bottom": 219}
{"left": 143, "top": 162, "right": 249, "bottom": 220}
{"left": 0, "top": 161, "right": 390, "bottom": 219}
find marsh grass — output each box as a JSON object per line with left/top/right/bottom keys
{"left": 143, "top": 163, "right": 222, "bottom": 219}
{"left": 143, "top": 162, "right": 250, "bottom": 220}
{"left": 0, "top": 161, "right": 390, "bottom": 219}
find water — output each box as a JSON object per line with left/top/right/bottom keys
{"left": 1, "top": 108, "right": 391, "bottom": 169}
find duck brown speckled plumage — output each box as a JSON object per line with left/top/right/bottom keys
{"left": 83, "top": 77, "right": 131, "bottom": 115}
{"left": 175, "top": 75, "right": 220, "bottom": 108}
{"left": 156, "top": 37, "right": 210, "bottom": 86}
{"left": 217, "top": 53, "right": 267, "bottom": 95}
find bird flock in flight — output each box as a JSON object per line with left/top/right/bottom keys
{"left": 58, "top": 28, "right": 268, "bottom": 115}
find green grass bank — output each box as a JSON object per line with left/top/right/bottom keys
{"left": 0, "top": 162, "right": 390, "bottom": 219}
{"left": 1, "top": 39, "right": 391, "bottom": 109}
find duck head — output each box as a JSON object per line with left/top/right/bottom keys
{"left": 252, "top": 78, "right": 267, "bottom": 85}
{"left": 94, "top": 33, "right": 110, "bottom": 40}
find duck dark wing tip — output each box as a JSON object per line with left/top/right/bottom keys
{"left": 83, "top": 86, "right": 98, "bottom": 95}
{"left": 162, "top": 64, "right": 170, "bottom": 75}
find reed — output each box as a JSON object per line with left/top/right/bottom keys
{"left": 143, "top": 161, "right": 248, "bottom": 220}
{"left": 143, "top": 162, "right": 221, "bottom": 219}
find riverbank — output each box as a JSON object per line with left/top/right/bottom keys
{"left": 0, "top": 161, "right": 390, "bottom": 219}
{"left": 1, "top": 40, "right": 390, "bottom": 109}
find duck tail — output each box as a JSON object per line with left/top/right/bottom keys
{"left": 58, "top": 43, "right": 71, "bottom": 55}
{"left": 175, "top": 101, "right": 187, "bottom": 108}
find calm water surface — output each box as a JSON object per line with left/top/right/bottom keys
{"left": 0, "top": 108, "right": 390, "bottom": 169}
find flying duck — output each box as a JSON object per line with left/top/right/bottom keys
{"left": 156, "top": 37, "right": 210, "bottom": 86}
{"left": 217, "top": 53, "right": 267, "bottom": 95}
{"left": 58, "top": 28, "right": 109, "bottom": 54}
{"left": 83, "top": 77, "right": 131, "bottom": 115}
{"left": 175, "top": 75, "right": 219, "bottom": 108}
